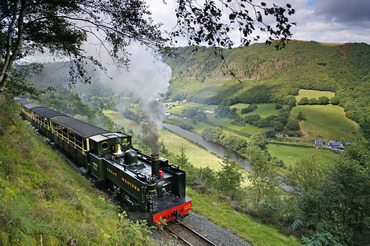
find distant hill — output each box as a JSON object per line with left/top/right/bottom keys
{"left": 163, "top": 40, "right": 370, "bottom": 139}
{"left": 23, "top": 41, "right": 370, "bottom": 139}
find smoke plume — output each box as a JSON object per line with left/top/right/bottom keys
{"left": 95, "top": 44, "right": 172, "bottom": 153}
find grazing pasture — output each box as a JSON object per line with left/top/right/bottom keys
{"left": 295, "top": 89, "right": 335, "bottom": 101}
{"left": 291, "top": 105, "right": 361, "bottom": 142}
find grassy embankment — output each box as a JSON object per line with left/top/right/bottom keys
{"left": 104, "top": 109, "right": 301, "bottom": 246}
{"left": 0, "top": 98, "right": 156, "bottom": 245}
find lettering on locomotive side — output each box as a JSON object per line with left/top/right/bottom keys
{"left": 122, "top": 177, "right": 140, "bottom": 192}
{"left": 106, "top": 168, "right": 117, "bottom": 176}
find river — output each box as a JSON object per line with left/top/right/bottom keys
{"left": 163, "top": 123, "right": 253, "bottom": 171}
{"left": 163, "top": 123, "right": 293, "bottom": 192}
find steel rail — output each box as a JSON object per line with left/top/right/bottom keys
{"left": 166, "top": 221, "right": 217, "bottom": 246}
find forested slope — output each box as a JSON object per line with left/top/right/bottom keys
{"left": 163, "top": 41, "right": 370, "bottom": 138}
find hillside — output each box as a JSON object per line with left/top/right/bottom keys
{"left": 163, "top": 41, "right": 370, "bottom": 139}
{"left": 0, "top": 95, "right": 156, "bottom": 245}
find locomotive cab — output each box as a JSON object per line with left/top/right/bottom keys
{"left": 88, "top": 133, "right": 132, "bottom": 180}
{"left": 89, "top": 133, "right": 132, "bottom": 156}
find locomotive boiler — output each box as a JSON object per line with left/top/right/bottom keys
{"left": 15, "top": 97, "right": 192, "bottom": 225}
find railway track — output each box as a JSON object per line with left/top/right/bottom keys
{"left": 166, "top": 221, "right": 218, "bottom": 246}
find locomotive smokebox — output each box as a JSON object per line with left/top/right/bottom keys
{"left": 151, "top": 154, "right": 160, "bottom": 178}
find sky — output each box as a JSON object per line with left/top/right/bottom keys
{"left": 22, "top": 0, "right": 370, "bottom": 64}
{"left": 148, "top": 0, "right": 370, "bottom": 45}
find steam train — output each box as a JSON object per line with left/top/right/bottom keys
{"left": 14, "top": 97, "right": 191, "bottom": 225}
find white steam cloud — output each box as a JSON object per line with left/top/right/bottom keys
{"left": 95, "top": 44, "right": 172, "bottom": 153}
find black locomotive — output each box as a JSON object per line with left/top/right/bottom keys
{"left": 15, "top": 97, "right": 192, "bottom": 225}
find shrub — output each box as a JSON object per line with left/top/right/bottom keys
{"left": 317, "top": 96, "right": 329, "bottom": 105}
{"left": 241, "top": 104, "right": 257, "bottom": 114}
{"left": 297, "top": 97, "right": 308, "bottom": 105}
{"left": 179, "top": 123, "right": 193, "bottom": 130}
{"left": 308, "top": 98, "right": 317, "bottom": 105}
{"left": 286, "top": 119, "right": 300, "bottom": 131}
{"left": 330, "top": 96, "right": 340, "bottom": 105}
{"left": 297, "top": 111, "right": 306, "bottom": 121}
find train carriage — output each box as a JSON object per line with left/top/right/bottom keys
{"left": 31, "top": 107, "right": 66, "bottom": 138}
{"left": 49, "top": 116, "right": 111, "bottom": 167}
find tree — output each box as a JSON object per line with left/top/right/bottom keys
{"left": 283, "top": 95, "right": 297, "bottom": 108}
{"left": 175, "top": 145, "right": 189, "bottom": 168}
{"left": 330, "top": 96, "right": 340, "bottom": 105}
{"left": 308, "top": 97, "right": 317, "bottom": 105}
{"left": 1, "top": 0, "right": 165, "bottom": 93}
{"left": 296, "top": 111, "right": 306, "bottom": 121}
{"left": 275, "top": 102, "right": 283, "bottom": 110}
{"left": 286, "top": 119, "right": 300, "bottom": 131}
{"left": 1, "top": 0, "right": 296, "bottom": 94}
{"left": 272, "top": 121, "right": 284, "bottom": 132}
{"left": 159, "top": 140, "right": 168, "bottom": 155}
{"left": 297, "top": 97, "right": 308, "bottom": 105}
{"left": 217, "top": 155, "right": 243, "bottom": 198}
{"left": 298, "top": 145, "right": 370, "bottom": 245}
{"left": 202, "top": 127, "right": 223, "bottom": 143}
{"left": 317, "top": 96, "right": 329, "bottom": 105}
{"left": 287, "top": 153, "right": 327, "bottom": 193}
{"left": 248, "top": 133, "right": 267, "bottom": 149}
{"left": 241, "top": 104, "right": 257, "bottom": 114}
{"left": 246, "top": 147, "right": 279, "bottom": 207}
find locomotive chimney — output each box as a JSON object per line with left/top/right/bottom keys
{"left": 151, "top": 154, "right": 160, "bottom": 178}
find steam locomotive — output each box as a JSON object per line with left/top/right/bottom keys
{"left": 15, "top": 97, "right": 192, "bottom": 225}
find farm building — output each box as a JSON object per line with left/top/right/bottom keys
{"left": 314, "top": 138, "right": 324, "bottom": 146}
{"left": 329, "top": 141, "right": 344, "bottom": 150}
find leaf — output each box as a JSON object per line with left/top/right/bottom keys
{"left": 229, "top": 13, "right": 236, "bottom": 20}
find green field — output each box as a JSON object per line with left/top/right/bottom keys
{"left": 160, "top": 129, "right": 224, "bottom": 171}
{"left": 165, "top": 101, "right": 267, "bottom": 136}
{"left": 166, "top": 102, "right": 217, "bottom": 116}
{"left": 103, "top": 110, "right": 130, "bottom": 125}
{"left": 232, "top": 103, "right": 288, "bottom": 118}
{"left": 267, "top": 144, "right": 337, "bottom": 169}
{"left": 161, "top": 130, "right": 251, "bottom": 186}
{"left": 295, "top": 89, "right": 335, "bottom": 101}
{"left": 208, "top": 116, "right": 264, "bottom": 135}
{"left": 291, "top": 105, "right": 361, "bottom": 142}
{"left": 103, "top": 110, "right": 144, "bottom": 133}
{"left": 167, "top": 102, "right": 287, "bottom": 120}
